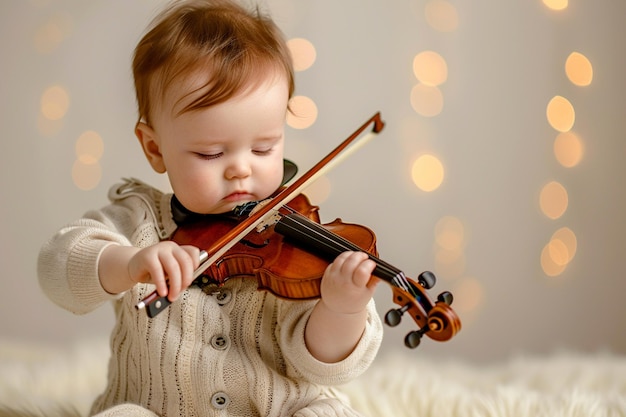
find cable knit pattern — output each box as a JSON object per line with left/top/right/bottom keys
{"left": 37, "top": 179, "right": 383, "bottom": 417}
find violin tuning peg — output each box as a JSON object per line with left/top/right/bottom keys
{"left": 384, "top": 303, "right": 411, "bottom": 327}
{"left": 437, "top": 291, "right": 454, "bottom": 305}
{"left": 384, "top": 308, "right": 402, "bottom": 327}
{"left": 404, "top": 330, "right": 422, "bottom": 349}
{"left": 405, "top": 325, "right": 432, "bottom": 349}
{"left": 417, "top": 271, "right": 436, "bottom": 289}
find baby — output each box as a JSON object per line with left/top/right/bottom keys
{"left": 38, "top": 1, "right": 382, "bottom": 416}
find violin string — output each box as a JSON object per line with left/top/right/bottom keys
{"left": 278, "top": 208, "right": 417, "bottom": 297}
{"left": 285, "top": 212, "right": 396, "bottom": 277}
{"left": 280, "top": 207, "right": 413, "bottom": 294}
{"left": 293, "top": 214, "right": 417, "bottom": 297}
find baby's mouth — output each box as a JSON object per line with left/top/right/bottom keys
{"left": 224, "top": 191, "right": 254, "bottom": 202}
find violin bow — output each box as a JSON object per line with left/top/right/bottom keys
{"left": 137, "top": 112, "right": 385, "bottom": 313}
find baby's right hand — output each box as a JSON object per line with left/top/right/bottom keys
{"left": 128, "top": 241, "right": 201, "bottom": 301}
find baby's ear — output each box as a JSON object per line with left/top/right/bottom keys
{"left": 135, "top": 122, "right": 166, "bottom": 173}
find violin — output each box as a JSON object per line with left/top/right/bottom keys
{"left": 136, "top": 113, "right": 461, "bottom": 348}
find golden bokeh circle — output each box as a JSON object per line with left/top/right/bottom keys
{"left": 554, "top": 131, "right": 584, "bottom": 168}
{"left": 41, "top": 85, "right": 70, "bottom": 121}
{"left": 542, "top": 0, "right": 568, "bottom": 11}
{"left": 413, "top": 50, "right": 448, "bottom": 86}
{"left": 76, "top": 130, "right": 104, "bottom": 164}
{"left": 33, "top": 12, "right": 73, "bottom": 54}
{"left": 451, "top": 277, "right": 485, "bottom": 313}
{"left": 434, "top": 216, "right": 465, "bottom": 251}
{"left": 72, "top": 159, "right": 102, "bottom": 191}
{"left": 434, "top": 248, "right": 466, "bottom": 280}
{"left": 539, "top": 181, "right": 568, "bottom": 220}
{"left": 286, "top": 96, "right": 318, "bottom": 129}
{"left": 546, "top": 95, "right": 575, "bottom": 133}
{"left": 424, "top": 0, "right": 459, "bottom": 32}
{"left": 565, "top": 52, "right": 593, "bottom": 87}
{"left": 548, "top": 238, "right": 570, "bottom": 266}
{"left": 411, "top": 154, "right": 444, "bottom": 192}
{"left": 287, "top": 38, "right": 316, "bottom": 72}
{"left": 410, "top": 84, "right": 444, "bottom": 117}
{"left": 541, "top": 243, "right": 567, "bottom": 276}
{"left": 551, "top": 227, "right": 577, "bottom": 264}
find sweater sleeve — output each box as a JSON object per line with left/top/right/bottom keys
{"left": 37, "top": 202, "right": 141, "bottom": 315}
{"left": 278, "top": 298, "right": 383, "bottom": 386}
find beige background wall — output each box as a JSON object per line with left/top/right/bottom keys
{"left": 1, "top": 0, "right": 625, "bottom": 362}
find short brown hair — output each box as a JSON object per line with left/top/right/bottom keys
{"left": 132, "top": 0, "right": 294, "bottom": 125}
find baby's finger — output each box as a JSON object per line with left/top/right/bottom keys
{"left": 161, "top": 254, "right": 183, "bottom": 301}
{"left": 180, "top": 245, "right": 202, "bottom": 270}
{"left": 338, "top": 251, "right": 369, "bottom": 274}
{"left": 350, "top": 257, "right": 376, "bottom": 287}
{"left": 340, "top": 250, "right": 365, "bottom": 262}
{"left": 148, "top": 266, "right": 168, "bottom": 298}
{"left": 177, "top": 247, "right": 201, "bottom": 289}
{"left": 330, "top": 250, "right": 353, "bottom": 270}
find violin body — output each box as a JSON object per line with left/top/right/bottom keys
{"left": 171, "top": 194, "right": 377, "bottom": 300}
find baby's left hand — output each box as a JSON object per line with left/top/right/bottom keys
{"left": 319, "top": 251, "right": 379, "bottom": 314}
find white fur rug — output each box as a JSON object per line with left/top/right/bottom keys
{"left": 1, "top": 339, "right": 625, "bottom": 417}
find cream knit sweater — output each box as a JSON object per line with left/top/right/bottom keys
{"left": 37, "top": 179, "right": 383, "bottom": 417}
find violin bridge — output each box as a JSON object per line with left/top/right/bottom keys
{"left": 256, "top": 210, "right": 281, "bottom": 232}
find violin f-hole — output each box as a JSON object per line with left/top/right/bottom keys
{"left": 240, "top": 238, "right": 270, "bottom": 249}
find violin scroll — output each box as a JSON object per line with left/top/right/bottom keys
{"left": 385, "top": 271, "right": 461, "bottom": 348}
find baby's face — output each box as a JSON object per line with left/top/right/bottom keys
{"left": 147, "top": 74, "right": 289, "bottom": 214}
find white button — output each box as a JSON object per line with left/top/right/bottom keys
{"left": 215, "top": 289, "right": 232, "bottom": 305}
{"left": 211, "top": 335, "right": 229, "bottom": 350}
{"left": 211, "top": 392, "right": 230, "bottom": 409}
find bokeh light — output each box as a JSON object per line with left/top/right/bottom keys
{"left": 551, "top": 227, "right": 577, "bottom": 264}
{"left": 565, "top": 52, "right": 593, "bottom": 87}
{"left": 433, "top": 216, "right": 466, "bottom": 280}
{"left": 411, "top": 154, "right": 444, "bottom": 192}
{"left": 424, "top": 0, "right": 459, "bottom": 32}
{"left": 539, "top": 181, "right": 568, "bottom": 219}
{"left": 541, "top": 243, "right": 567, "bottom": 276}
{"left": 72, "top": 159, "right": 102, "bottom": 191}
{"left": 541, "top": 227, "right": 577, "bottom": 277}
{"left": 451, "top": 277, "right": 485, "bottom": 314}
{"left": 434, "top": 216, "right": 465, "bottom": 251}
{"left": 413, "top": 50, "right": 448, "bottom": 86}
{"left": 434, "top": 248, "right": 466, "bottom": 280}
{"left": 286, "top": 95, "right": 318, "bottom": 129}
{"left": 554, "top": 131, "right": 584, "bottom": 167}
{"left": 40, "top": 85, "right": 70, "bottom": 121}
{"left": 33, "top": 12, "right": 73, "bottom": 54}
{"left": 543, "top": 0, "right": 568, "bottom": 11}
{"left": 287, "top": 38, "right": 316, "bottom": 72}
{"left": 547, "top": 238, "right": 569, "bottom": 266}
{"left": 546, "top": 95, "right": 575, "bottom": 132}
{"left": 410, "top": 84, "right": 444, "bottom": 117}
{"left": 75, "top": 130, "right": 104, "bottom": 164}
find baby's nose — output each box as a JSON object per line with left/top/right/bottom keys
{"left": 225, "top": 158, "right": 251, "bottom": 179}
